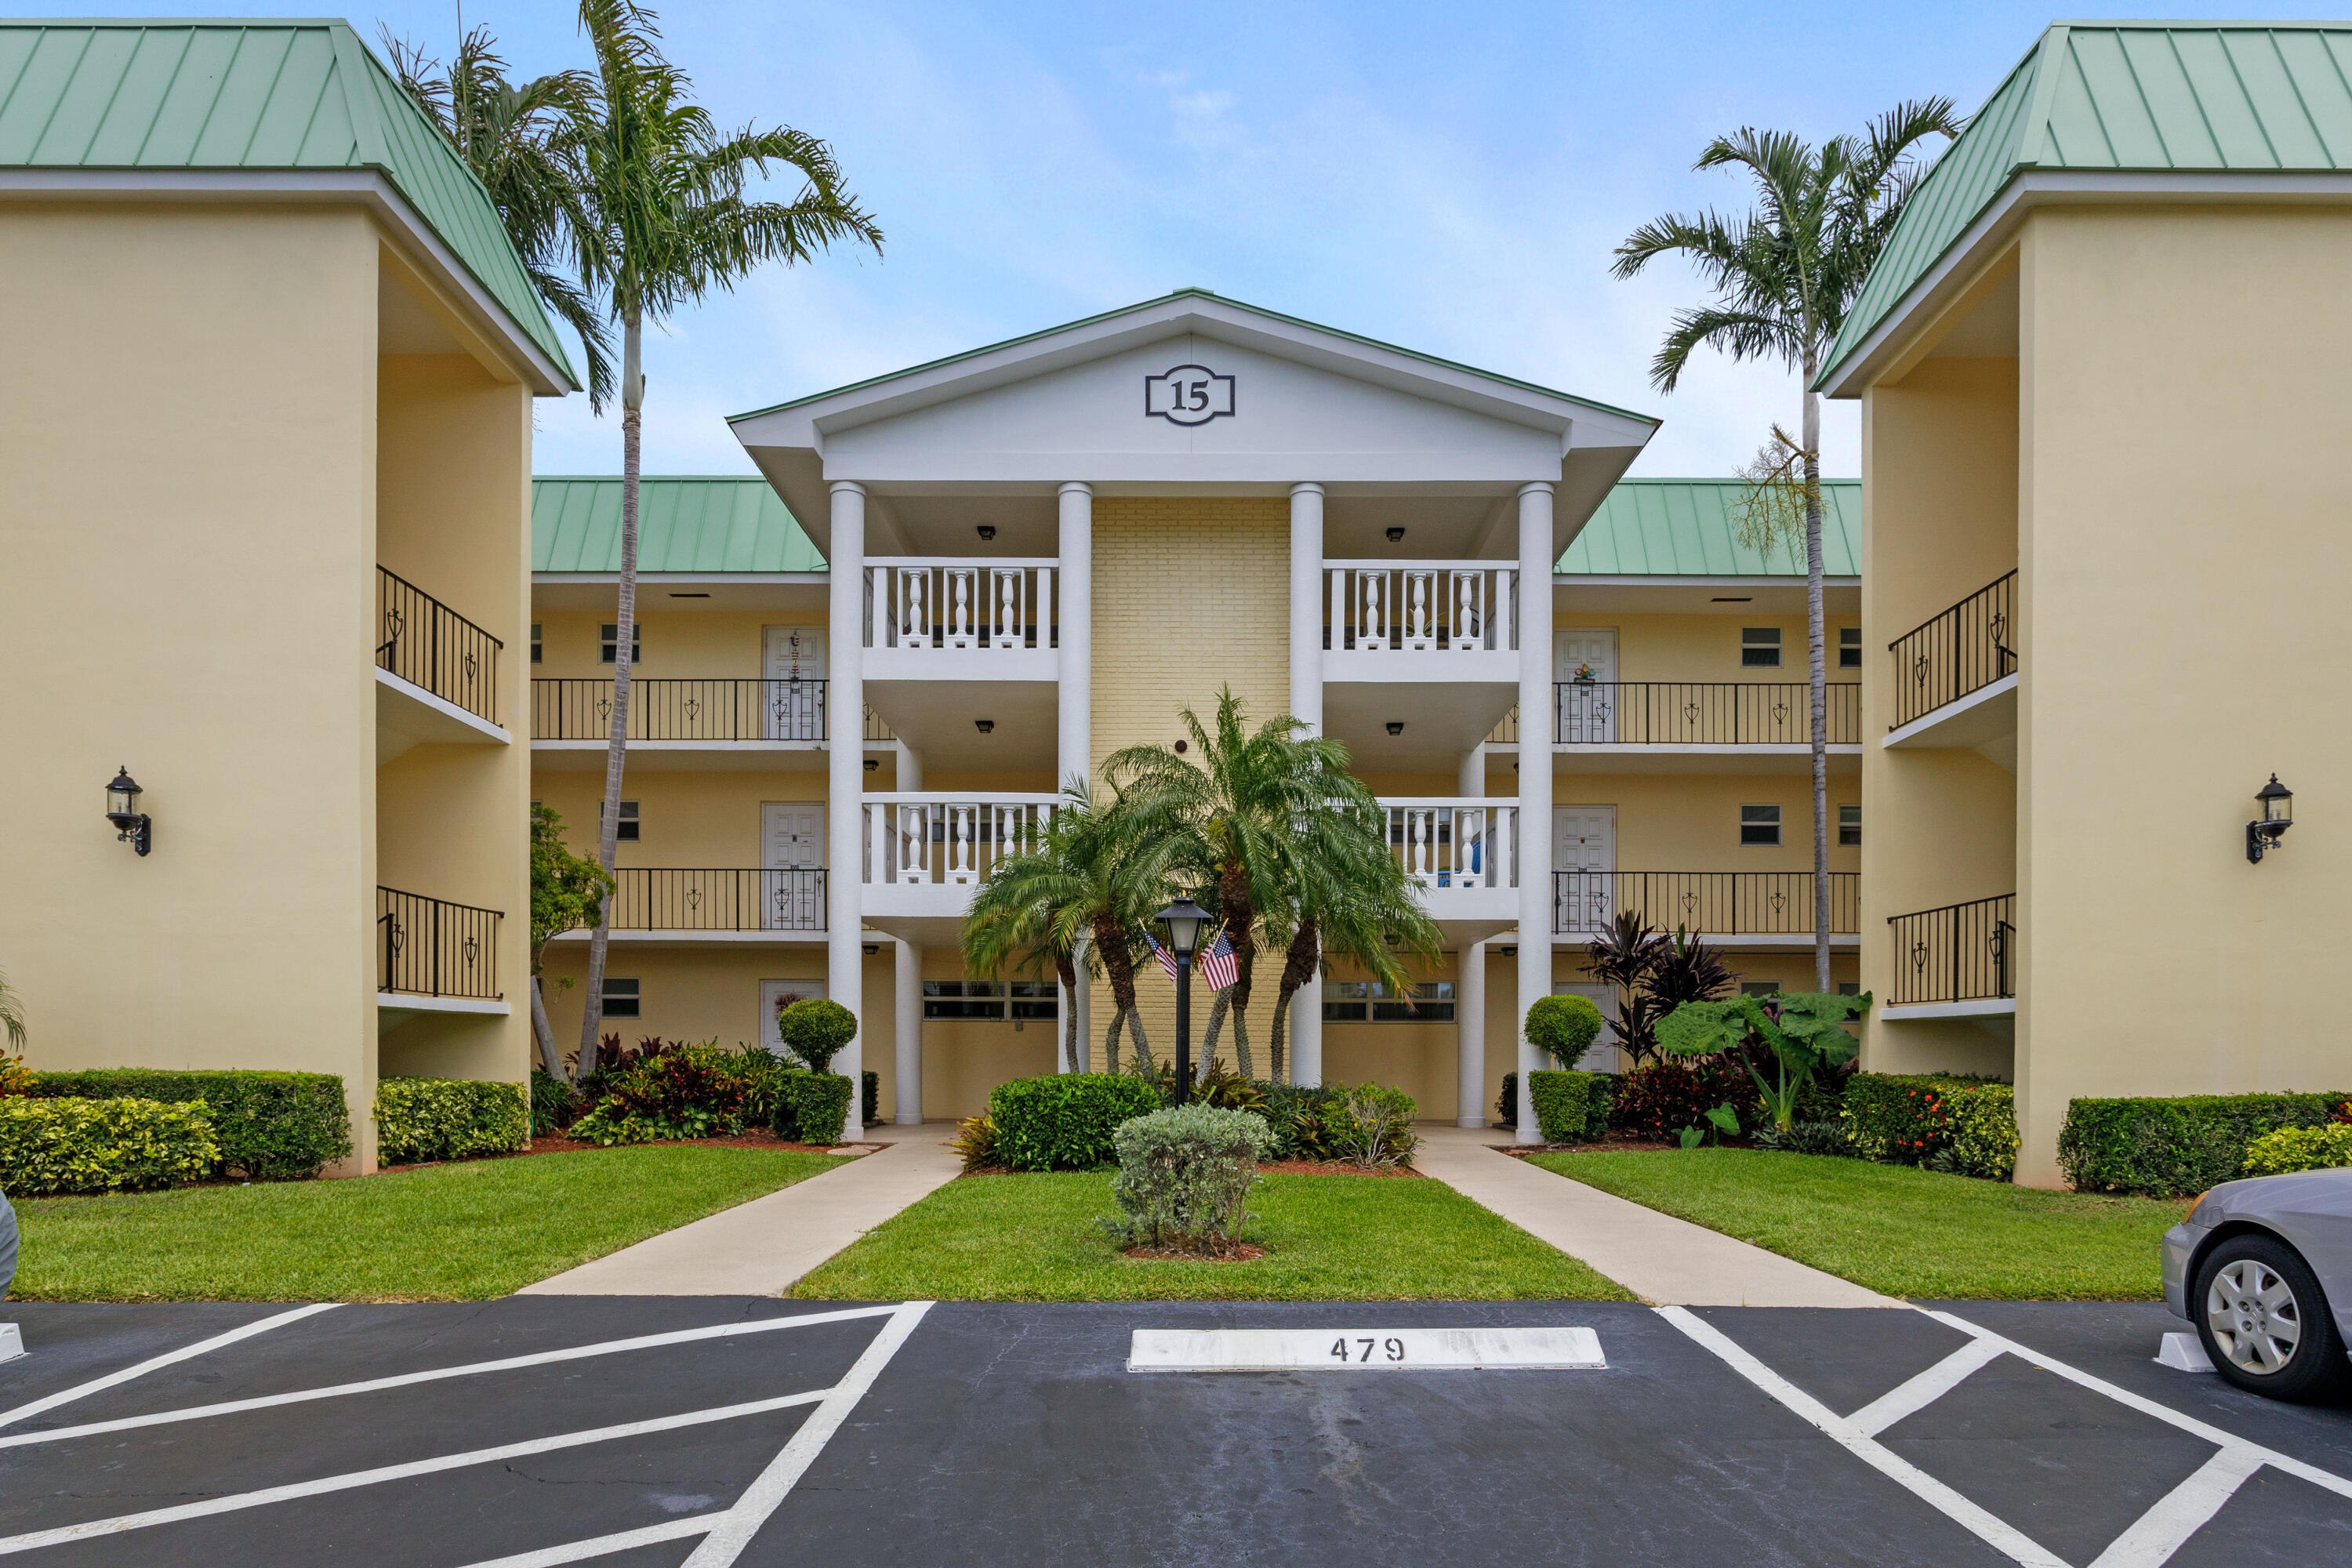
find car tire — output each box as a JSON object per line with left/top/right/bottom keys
{"left": 2194, "top": 1232, "right": 2350, "bottom": 1403}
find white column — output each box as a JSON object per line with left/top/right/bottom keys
{"left": 827, "top": 480, "right": 867, "bottom": 1138}
{"left": 1457, "top": 940, "right": 1487, "bottom": 1127}
{"left": 1514, "top": 481, "right": 1555, "bottom": 1145}
{"left": 1457, "top": 745, "right": 1484, "bottom": 799}
{"left": 1289, "top": 481, "right": 1326, "bottom": 1087}
{"left": 897, "top": 744, "right": 923, "bottom": 792}
{"left": 893, "top": 939, "right": 923, "bottom": 1123}
{"left": 1057, "top": 482, "right": 1093, "bottom": 796}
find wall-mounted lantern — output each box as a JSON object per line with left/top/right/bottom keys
{"left": 104, "top": 766, "right": 151, "bottom": 856}
{"left": 2247, "top": 775, "right": 2294, "bottom": 864}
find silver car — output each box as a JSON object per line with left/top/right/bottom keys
{"left": 2165, "top": 1167, "right": 2352, "bottom": 1401}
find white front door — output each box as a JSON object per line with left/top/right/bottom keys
{"left": 760, "top": 802, "right": 824, "bottom": 930}
{"left": 759, "top": 978, "right": 826, "bottom": 1057}
{"left": 1553, "top": 981, "right": 1622, "bottom": 1072}
{"left": 1555, "top": 629, "right": 1618, "bottom": 742}
{"left": 1553, "top": 805, "right": 1617, "bottom": 937}
{"left": 764, "top": 626, "right": 826, "bottom": 739}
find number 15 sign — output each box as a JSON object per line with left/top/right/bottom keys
{"left": 1144, "top": 362, "right": 1236, "bottom": 426}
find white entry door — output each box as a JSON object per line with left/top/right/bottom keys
{"left": 1555, "top": 628, "right": 1618, "bottom": 743}
{"left": 1553, "top": 980, "right": 1622, "bottom": 1072}
{"left": 759, "top": 978, "right": 826, "bottom": 1057}
{"left": 1553, "top": 805, "right": 1617, "bottom": 938}
{"left": 764, "top": 626, "right": 826, "bottom": 739}
{"left": 760, "top": 802, "right": 825, "bottom": 931}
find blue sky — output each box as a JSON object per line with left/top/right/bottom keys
{"left": 62, "top": 2, "right": 2352, "bottom": 478}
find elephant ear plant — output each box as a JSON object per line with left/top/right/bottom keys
{"left": 1657, "top": 991, "right": 1869, "bottom": 1134}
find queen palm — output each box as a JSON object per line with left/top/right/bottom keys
{"left": 1612, "top": 100, "right": 1958, "bottom": 989}
{"left": 565, "top": 0, "right": 881, "bottom": 1076}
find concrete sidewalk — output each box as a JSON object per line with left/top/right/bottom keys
{"left": 1414, "top": 1124, "right": 1898, "bottom": 1308}
{"left": 519, "top": 1122, "right": 964, "bottom": 1297}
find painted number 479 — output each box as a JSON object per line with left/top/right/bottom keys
{"left": 1332, "top": 1337, "right": 1406, "bottom": 1363}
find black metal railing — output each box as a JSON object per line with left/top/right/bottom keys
{"left": 377, "top": 887, "right": 503, "bottom": 1000}
{"left": 1887, "top": 894, "right": 2015, "bottom": 1005}
{"left": 864, "top": 705, "right": 895, "bottom": 742}
{"left": 603, "top": 868, "right": 827, "bottom": 931}
{"left": 532, "top": 678, "right": 827, "bottom": 741}
{"left": 377, "top": 566, "right": 503, "bottom": 724}
{"left": 1554, "top": 872, "right": 1860, "bottom": 937}
{"left": 1555, "top": 682, "right": 1860, "bottom": 745}
{"left": 1889, "top": 570, "right": 2016, "bottom": 729}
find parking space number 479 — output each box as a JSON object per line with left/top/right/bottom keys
{"left": 1332, "top": 1337, "right": 1406, "bottom": 1363}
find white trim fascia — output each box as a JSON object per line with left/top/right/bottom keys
{"left": 1555, "top": 575, "right": 1860, "bottom": 588}
{"left": 530, "top": 739, "right": 822, "bottom": 753}
{"left": 1882, "top": 672, "right": 2018, "bottom": 749}
{"left": 533, "top": 572, "right": 829, "bottom": 586}
{"left": 376, "top": 667, "right": 510, "bottom": 743}
{"left": 1880, "top": 998, "right": 2016, "bottom": 1022}
{"left": 1820, "top": 169, "right": 2352, "bottom": 398}
{"left": 376, "top": 993, "right": 511, "bottom": 1015}
{"left": 0, "top": 168, "right": 572, "bottom": 396}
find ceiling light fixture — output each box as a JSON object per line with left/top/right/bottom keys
{"left": 975, "top": 719, "right": 995, "bottom": 735}
{"left": 668, "top": 591, "right": 710, "bottom": 598}
{"left": 1386, "top": 527, "right": 1406, "bottom": 543}
{"left": 1711, "top": 596, "right": 1752, "bottom": 604}
{"left": 864, "top": 758, "right": 879, "bottom": 772}
{"left": 976, "top": 525, "right": 996, "bottom": 541}
{"left": 1385, "top": 721, "right": 1404, "bottom": 736}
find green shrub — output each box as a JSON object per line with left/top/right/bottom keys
{"left": 375, "top": 1078, "right": 530, "bottom": 1166}
{"left": 1104, "top": 1104, "right": 1272, "bottom": 1250}
{"left": 1526, "top": 994, "right": 1604, "bottom": 1069}
{"left": 529, "top": 1071, "right": 577, "bottom": 1135}
{"left": 2057, "top": 1092, "right": 2350, "bottom": 1196}
{"left": 0, "top": 1096, "right": 220, "bottom": 1194}
{"left": 1611, "top": 1060, "right": 1758, "bottom": 1140}
{"left": 779, "top": 1000, "right": 858, "bottom": 1074}
{"left": 570, "top": 1044, "right": 747, "bottom": 1145}
{"left": 950, "top": 1112, "right": 998, "bottom": 1172}
{"left": 28, "top": 1069, "right": 350, "bottom": 1180}
{"left": 1316, "top": 1082, "right": 1418, "bottom": 1169}
{"left": 2241, "top": 1123, "right": 2352, "bottom": 1178}
{"left": 989, "top": 1073, "right": 1164, "bottom": 1171}
{"left": 1758, "top": 1119, "right": 1853, "bottom": 1157}
{"left": 1840, "top": 1074, "right": 2017, "bottom": 1180}
{"left": 862, "top": 1070, "right": 879, "bottom": 1125}
{"left": 1527, "top": 1070, "right": 1613, "bottom": 1145}
{"left": 785, "top": 1073, "right": 855, "bottom": 1145}
{"left": 1939, "top": 1084, "right": 2020, "bottom": 1181}
{"left": 1256, "top": 1081, "right": 1336, "bottom": 1160}
{"left": 1497, "top": 1071, "right": 1516, "bottom": 1127}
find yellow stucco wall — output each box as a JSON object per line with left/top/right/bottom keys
{"left": 1549, "top": 613, "right": 1860, "bottom": 685}
{"left": 532, "top": 609, "right": 830, "bottom": 681}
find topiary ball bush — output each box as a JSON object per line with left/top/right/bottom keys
{"left": 779, "top": 999, "right": 858, "bottom": 1075}
{"left": 1526, "top": 993, "right": 1604, "bottom": 1069}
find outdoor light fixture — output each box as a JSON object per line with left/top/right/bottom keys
{"left": 2248, "top": 775, "right": 2294, "bottom": 864}
{"left": 1711, "top": 596, "right": 1752, "bottom": 604}
{"left": 1386, "top": 527, "right": 1406, "bottom": 543}
{"left": 863, "top": 942, "right": 880, "bottom": 956}
{"left": 975, "top": 718, "right": 995, "bottom": 735}
{"left": 864, "top": 758, "right": 880, "bottom": 772}
{"left": 976, "top": 525, "right": 996, "bottom": 542}
{"left": 1385, "top": 721, "right": 1404, "bottom": 736}
{"left": 1155, "top": 895, "right": 1213, "bottom": 1104}
{"left": 104, "top": 766, "right": 151, "bottom": 856}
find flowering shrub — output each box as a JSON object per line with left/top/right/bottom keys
{"left": 1842, "top": 1073, "right": 2016, "bottom": 1179}
{"left": 569, "top": 1044, "right": 748, "bottom": 1145}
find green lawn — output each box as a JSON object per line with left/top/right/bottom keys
{"left": 13, "top": 1145, "right": 848, "bottom": 1302}
{"left": 793, "top": 1171, "right": 1632, "bottom": 1301}
{"left": 1532, "top": 1149, "right": 2184, "bottom": 1300}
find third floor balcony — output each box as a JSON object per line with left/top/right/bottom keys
{"left": 1484, "top": 680, "right": 1862, "bottom": 773}
{"left": 1886, "top": 569, "right": 2016, "bottom": 760}
{"left": 376, "top": 565, "right": 508, "bottom": 759}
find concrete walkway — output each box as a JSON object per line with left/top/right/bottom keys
{"left": 519, "top": 1122, "right": 964, "bottom": 1297}
{"left": 1414, "top": 1125, "right": 1899, "bottom": 1308}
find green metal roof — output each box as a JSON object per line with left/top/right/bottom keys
{"left": 0, "top": 19, "right": 576, "bottom": 388}
{"left": 1820, "top": 21, "right": 2352, "bottom": 390}
{"left": 1560, "top": 478, "right": 1859, "bottom": 576}
{"left": 533, "top": 477, "right": 824, "bottom": 573}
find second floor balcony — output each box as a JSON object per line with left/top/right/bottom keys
{"left": 1886, "top": 569, "right": 2017, "bottom": 755}
{"left": 1884, "top": 893, "right": 2015, "bottom": 1016}
{"left": 377, "top": 566, "right": 506, "bottom": 757}
{"left": 858, "top": 793, "right": 1058, "bottom": 943}
{"left": 1383, "top": 798, "right": 1521, "bottom": 938}
{"left": 1322, "top": 561, "right": 1519, "bottom": 683}
{"left": 863, "top": 558, "right": 1060, "bottom": 678}
{"left": 1484, "top": 681, "right": 1862, "bottom": 771}
{"left": 542, "top": 868, "right": 827, "bottom": 942}
{"left": 529, "top": 680, "right": 895, "bottom": 768}
{"left": 1555, "top": 870, "right": 1859, "bottom": 944}
{"left": 377, "top": 886, "right": 502, "bottom": 1003}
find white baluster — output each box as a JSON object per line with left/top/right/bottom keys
{"left": 1402, "top": 571, "right": 1435, "bottom": 652}
{"left": 1358, "top": 571, "right": 1388, "bottom": 652}
{"left": 897, "top": 803, "right": 927, "bottom": 884}
{"left": 993, "top": 568, "right": 1022, "bottom": 652}
{"left": 1452, "top": 571, "right": 1486, "bottom": 652}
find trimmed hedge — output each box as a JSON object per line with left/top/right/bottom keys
{"left": 1527, "top": 1070, "right": 1613, "bottom": 1144}
{"left": 1842, "top": 1073, "right": 2018, "bottom": 1180}
{"left": 989, "top": 1073, "right": 1163, "bottom": 1171}
{"left": 0, "top": 1096, "right": 220, "bottom": 1194}
{"left": 28, "top": 1069, "right": 350, "bottom": 1180}
{"left": 2243, "top": 1123, "right": 2352, "bottom": 1178}
{"left": 2059, "top": 1093, "right": 2351, "bottom": 1196}
{"left": 772, "top": 1072, "right": 855, "bottom": 1145}
{"left": 375, "top": 1078, "right": 530, "bottom": 1166}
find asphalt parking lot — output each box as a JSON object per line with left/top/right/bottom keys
{"left": 3, "top": 1297, "right": 2350, "bottom": 1566}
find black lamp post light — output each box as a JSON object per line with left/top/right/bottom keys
{"left": 104, "top": 766, "right": 151, "bottom": 856}
{"left": 2247, "top": 775, "right": 2294, "bottom": 864}
{"left": 1155, "top": 895, "right": 1210, "bottom": 1104}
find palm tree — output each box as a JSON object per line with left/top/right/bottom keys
{"left": 564, "top": 0, "right": 882, "bottom": 1076}
{"left": 1612, "top": 101, "right": 1959, "bottom": 989}
{"left": 379, "top": 26, "right": 613, "bottom": 406}
{"left": 1264, "top": 837, "right": 1437, "bottom": 1083}
{"left": 0, "top": 964, "right": 26, "bottom": 1055}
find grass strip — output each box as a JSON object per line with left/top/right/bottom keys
{"left": 1530, "top": 1149, "right": 2183, "bottom": 1300}
{"left": 13, "top": 1145, "right": 848, "bottom": 1302}
{"left": 794, "top": 1170, "right": 1632, "bottom": 1301}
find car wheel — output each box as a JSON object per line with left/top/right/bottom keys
{"left": 2194, "top": 1232, "right": 2350, "bottom": 1402}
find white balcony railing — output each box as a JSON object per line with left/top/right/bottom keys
{"left": 1381, "top": 799, "right": 1519, "bottom": 898}
{"left": 865, "top": 559, "right": 1058, "bottom": 658}
{"left": 861, "top": 794, "right": 1058, "bottom": 887}
{"left": 1325, "top": 562, "right": 1518, "bottom": 654}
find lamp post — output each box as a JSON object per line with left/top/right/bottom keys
{"left": 1155, "top": 896, "right": 1210, "bottom": 1103}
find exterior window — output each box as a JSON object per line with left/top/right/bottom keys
{"left": 1009, "top": 981, "right": 1058, "bottom": 1022}
{"left": 1838, "top": 804, "right": 1861, "bottom": 848}
{"left": 1740, "top": 804, "right": 1782, "bottom": 846}
{"left": 924, "top": 979, "right": 1004, "bottom": 1020}
{"left": 1838, "top": 626, "right": 1861, "bottom": 669}
{"left": 601, "top": 800, "right": 640, "bottom": 841}
{"left": 1322, "top": 980, "right": 1454, "bottom": 1022}
{"left": 601, "top": 977, "right": 641, "bottom": 1019}
{"left": 1740, "top": 982, "right": 1779, "bottom": 998}
{"left": 1838, "top": 982, "right": 1861, "bottom": 996}
{"left": 1740, "top": 627, "right": 1782, "bottom": 668}
{"left": 600, "top": 623, "right": 641, "bottom": 664}
{"left": 531, "top": 623, "right": 543, "bottom": 664}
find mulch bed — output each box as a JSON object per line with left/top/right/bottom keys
{"left": 1121, "top": 1241, "right": 1267, "bottom": 1262}
{"left": 376, "top": 1127, "right": 878, "bottom": 1174}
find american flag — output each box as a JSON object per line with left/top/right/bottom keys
{"left": 1151, "top": 930, "right": 1239, "bottom": 991}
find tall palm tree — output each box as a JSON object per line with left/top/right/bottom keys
{"left": 1264, "top": 835, "right": 1437, "bottom": 1082}
{"left": 379, "top": 26, "right": 613, "bottom": 407}
{"left": 564, "top": 0, "right": 881, "bottom": 1077}
{"left": 1612, "top": 100, "right": 1958, "bottom": 989}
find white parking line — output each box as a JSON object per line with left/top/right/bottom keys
{"left": 0, "top": 1304, "right": 340, "bottom": 1432}
{"left": 2086, "top": 1448, "right": 2266, "bottom": 1568}
{"left": 0, "top": 1303, "right": 898, "bottom": 1451}
{"left": 1846, "top": 1336, "right": 2008, "bottom": 1436}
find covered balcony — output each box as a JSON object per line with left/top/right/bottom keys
{"left": 1381, "top": 798, "right": 1521, "bottom": 942}
{"left": 376, "top": 887, "right": 506, "bottom": 1024}
{"left": 547, "top": 869, "right": 826, "bottom": 948}
{"left": 1554, "top": 871, "right": 1859, "bottom": 947}
{"left": 530, "top": 681, "right": 894, "bottom": 771}
{"left": 858, "top": 793, "right": 1058, "bottom": 944}
{"left": 1886, "top": 569, "right": 2016, "bottom": 762}
{"left": 376, "top": 566, "right": 507, "bottom": 759}
{"left": 1486, "top": 681, "right": 1862, "bottom": 774}
{"left": 862, "top": 558, "right": 1061, "bottom": 771}
{"left": 1882, "top": 894, "right": 2015, "bottom": 1020}
{"left": 1322, "top": 561, "right": 1519, "bottom": 766}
